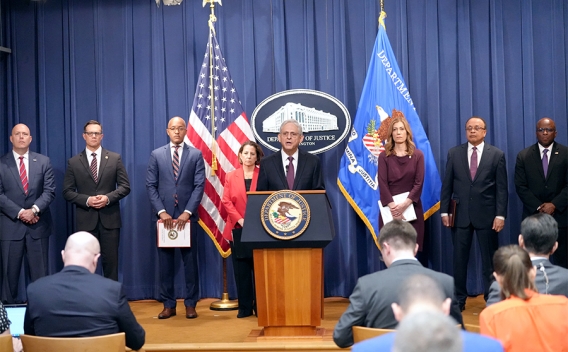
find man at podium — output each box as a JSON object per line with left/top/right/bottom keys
{"left": 257, "top": 119, "right": 324, "bottom": 191}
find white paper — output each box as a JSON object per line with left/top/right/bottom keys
{"left": 157, "top": 220, "right": 191, "bottom": 247}
{"left": 379, "top": 192, "right": 417, "bottom": 224}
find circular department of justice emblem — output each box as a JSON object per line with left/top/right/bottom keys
{"left": 168, "top": 229, "right": 178, "bottom": 240}
{"left": 261, "top": 190, "right": 310, "bottom": 240}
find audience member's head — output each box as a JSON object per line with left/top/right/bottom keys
{"left": 61, "top": 231, "right": 101, "bottom": 273}
{"left": 377, "top": 219, "right": 418, "bottom": 266}
{"left": 392, "top": 274, "right": 452, "bottom": 321}
{"left": 393, "top": 310, "right": 463, "bottom": 352}
{"left": 519, "top": 213, "right": 558, "bottom": 256}
{"left": 493, "top": 244, "right": 537, "bottom": 301}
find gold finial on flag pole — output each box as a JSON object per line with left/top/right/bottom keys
{"left": 379, "top": 0, "right": 387, "bottom": 29}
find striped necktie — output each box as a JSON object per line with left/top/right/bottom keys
{"left": 90, "top": 153, "right": 98, "bottom": 183}
{"left": 19, "top": 156, "right": 28, "bottom": 194}
{"left": 173, "top": 146, "right": 180, "bottom": 206}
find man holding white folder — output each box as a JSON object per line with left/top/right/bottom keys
{"left": 146, "top": 117, "right": 205, "bottom": 320}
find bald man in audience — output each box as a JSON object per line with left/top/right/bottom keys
{"left": 352, "top": 275, "right": 503, "bottom": 352}
{"left": 23, "top": 232, "right": 145, "bottom": 350}
{"left": 487, "top": 213, "right": 568, "bottom": 305}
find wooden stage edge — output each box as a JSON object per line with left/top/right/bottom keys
{"left": 131, "top": 296, "right": 484, "bottom": 352}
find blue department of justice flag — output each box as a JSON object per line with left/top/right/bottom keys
{"left": 337, "top": 14, "right": 441, "bottom": 248}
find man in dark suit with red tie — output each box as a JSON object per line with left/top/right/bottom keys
{"left": 256, "top": 119, "right": 324, "bottom": 191}
{"left": 440, "top": 116, "right": 508, "bottom": 311}
{"left": 0, "top": 124, "right": 55, "bottom": 304}
{"left": 63, "top": 120, "right": 131, "bottom": 281}
{"left": 515, "top": 117, "right": 568, "bottom": 268}
{"left": 146, "top": 116, "right": 205, "bottom": 319}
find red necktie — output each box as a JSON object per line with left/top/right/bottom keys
{"left": 19, "top": 156, "right": 28, "bottom": 194}
{"left": 470, "top": 147, "right": 478, "bottom": 180}
{"left": 286, "top": 156, "right": 295, "bottom": 189}
{"left": 173, "top": 146, "right": 180, "bottom": 206}
{"left": 90, "top": 153, "right": 98, "bottom": 183}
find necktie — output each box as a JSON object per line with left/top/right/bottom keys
{"left": 470, "top": 146, "right": 478, "bottom": 180}
{"left": 90, "top": 153, "right": 98, "bottom": 183}
{"left": 542, "top": 148, "right": 549, "bottom": 177}
{"left": 286, "top": 156, "right": 295, "bottom": 189}
{"left": 173, "top": 146, "right": 180, "bottom": 206}
{"left": 19, "top": 156, "right": 28, "bottom": 194}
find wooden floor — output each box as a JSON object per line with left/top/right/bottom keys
{"left": 130, "top": 295, "right": 485, "bottom": 351}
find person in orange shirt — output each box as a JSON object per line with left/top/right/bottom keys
{"left": 480, "top": 245, "right": 568, "bottom": 351}
{"left": 221, "top": 141, "right": 263, "bottom": 318}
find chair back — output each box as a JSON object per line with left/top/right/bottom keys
{"left": 352, "top": 326, "right": 394, "bottom": 343}
{"left": 0, "top": 334, "right": 12, "bottom": 352}
{"left": 21, "top": 332, "right": 125, "bottom": 352}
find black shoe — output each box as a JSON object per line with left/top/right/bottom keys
{"left": 237, "top": 309, "right": 253, "bottom": 318}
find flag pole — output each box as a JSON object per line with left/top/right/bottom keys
{"left": 204, "top": 0, "right": 238, "bottom": 312}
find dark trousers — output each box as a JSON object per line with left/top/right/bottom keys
{"left": 85, "top": 220, "right": 120, "bottom": 281}
{"left": 452, "top": 224, "right": 499, "bottom": 307}
{"left": 230, "top": 237, "right": 255, "bottom": 314}
{"left": 552, "top": 227, "right": 568, "bottom": 269}
{"left": 158, "top": 221, "right": 199, "bottom": 308}
{"left": 1, "top": 235, "right": 48, "bottom": 304}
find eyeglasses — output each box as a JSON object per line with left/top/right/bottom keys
{"left": 168, "top": 127, "right": 186, "bottom": 132}
{"left": 280, "top": 132, "right": 299, "bottom": 138}
{"left": 465, "top": 126, "right": 485, "bottom": 132}
{"left": 83, "top": 132, "right": 102, "bottom": 137}
{"left": 537, "top": 128, "right": 556, "bottom": 134}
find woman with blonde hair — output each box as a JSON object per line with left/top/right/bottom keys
{"left": 480, "top": 245, "right": 568, "bottom": 351}
{"left": 378, "top": 110, "right": 425, "bottom": 250}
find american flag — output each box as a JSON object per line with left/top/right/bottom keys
{"left": 185, "top": 30, "right": 254, "bottom": 258}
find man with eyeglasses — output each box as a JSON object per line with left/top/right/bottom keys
{"left": 514, "top": 117, "right": 568, "bottom": 268}
{"left": 257, "top": 119, "right": 324, "bottom": 191}
{"left": 146, "top": 116, "right": 205, "bottom": 319}
{"left": 0, "top": 124, "right": 55, "bottom": 303}
{"left": 63, "top": 120, "right": 131, "bottom": 281}
{"left": 440, "top": 116, "right": 508, "bottom": 311}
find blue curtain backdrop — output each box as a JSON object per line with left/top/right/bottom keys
{"left": 0, "top": 0, "right": 567, "bottom": 301}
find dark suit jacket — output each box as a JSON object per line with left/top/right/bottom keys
{"left": 23, "top": 265, "right": 145, "bottom": 350}
{"left": 0, "top": 151, "right": 55, "bottom": 240}
{"left": 486, "top": 258, "right": 568, "bottom": 305}
{"left": 146, "top": 143, "right": 205, "bottom": 220}
{"left": 221, "top": 167, "right": 259, "bottom": 241}
{"left": 332, "top": 259, "right": 463, "bottom": 348}
{"left": 256, "top": 149, "right": 324, "bottom": 191}
{"left": 515, "top": 142, "right": 568, "bottom": 227}
{"left": 441, "top": 142, "right": 508, "bottom": 228}
{"left": 62, "top": 148, "right": 130, "bottom": 230}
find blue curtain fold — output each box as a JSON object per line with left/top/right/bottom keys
{"left": 0, "top": 0, "right": 567, "bottom": 301}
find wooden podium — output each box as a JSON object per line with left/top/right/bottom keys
{"left": 242, "top": 191, "right": 335, "bottom": 338}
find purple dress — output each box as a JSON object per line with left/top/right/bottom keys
{"left": 378, "top": 149, "right": 425, "bottom": 249}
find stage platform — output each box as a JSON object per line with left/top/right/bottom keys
{"left": 130, "top": 296, "right": 484, "bottom": 351}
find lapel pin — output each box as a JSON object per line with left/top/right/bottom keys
{"left": 555, "top": 152, "right": 558, "bottom": 155}
{"left": 105, "top": 156, "right": 109, "bottom": 159}
{"left": 33, "top": 158, "right": 37, "bottom": 162}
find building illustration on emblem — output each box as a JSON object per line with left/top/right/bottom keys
{"left": 262, "top": 102, "right": 339, "bottom": 133}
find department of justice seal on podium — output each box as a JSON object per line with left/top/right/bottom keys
{"left": 261, "top": 190, "right": 311, "bottom": 240}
